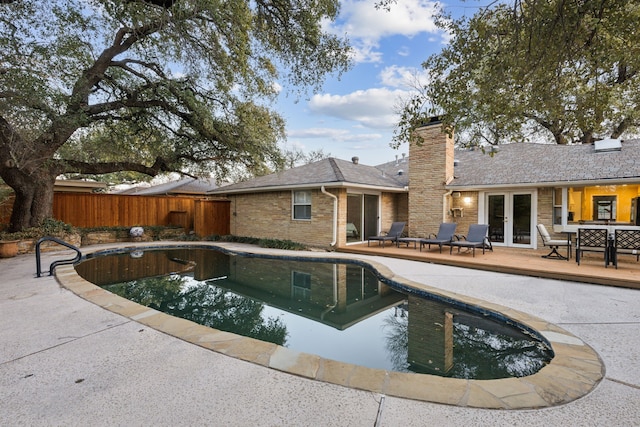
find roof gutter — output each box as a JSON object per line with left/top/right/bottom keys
{"left": 446, "top": 177, "right": 640, "bottom": 191}
{"left": 210, "top": 181, "right": 407, "bottom": 195}
{"left": 321, "top": 186, "right": 338, "bottom": 247}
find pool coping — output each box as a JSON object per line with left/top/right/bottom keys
{"left": 54, "top": 242, "right": 604, "bottom": 409}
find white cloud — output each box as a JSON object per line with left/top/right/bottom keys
{"left": 288, "top": 127, "right": 382, "bottom": 142}
{"left": 329, "top": 0, "right": 443, "bottom": 63}
{"left": 378, "top": 65, "right": 430, "bottom": 89}
{"left": 339, "top": 0, "right": 440, "bottom": 40}
{"left": 397, "top": 46, "right": 411, "bottom": 57}
{"left": 308, "top": 88, "right": 406, "bottom": 129}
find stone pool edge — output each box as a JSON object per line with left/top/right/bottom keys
{"left": 54, "top": 242, "right": 604, "bottom": 410}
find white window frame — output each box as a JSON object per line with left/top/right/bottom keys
{"left": 292, "top": 190, "right": 312, "bottom": 220}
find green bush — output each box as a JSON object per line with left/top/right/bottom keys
{"left": 203, "top": 234, "right": 307, "bottom": 250}
{"left": 0, "top": 218, "right": 74, "bottom": 241}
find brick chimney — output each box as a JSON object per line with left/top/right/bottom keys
{"left": 408, "top": 117, "right": 455, "bottom": 236}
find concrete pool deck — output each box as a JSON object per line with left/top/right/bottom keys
{"left": 1, "top": 242, "right": 639, "bottom": 425}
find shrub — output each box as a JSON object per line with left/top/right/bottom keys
{"left": 203, "top": 234, "right": 307, "bottom": 250}
{"left": 0, "top": 218, "right": 75, "bottom": 241}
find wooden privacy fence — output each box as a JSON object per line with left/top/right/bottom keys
{"left": 52, "top": 193, "right": 230, "bottom": 236}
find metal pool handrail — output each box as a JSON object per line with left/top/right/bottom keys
{"left": 36, "top": 236, "right": 82, "bottom": 277}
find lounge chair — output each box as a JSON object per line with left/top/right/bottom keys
{"left": 419, "top": 223, "right": 457, "bottom": 253}
{"left": 536, "top": 224, "right": 571, "bottom": 260}
{"left": 368, "top": 222, "right": 406, "bottom": 247}
{"left": 346, "top": 222, "right": 359, "bottom": 238}
{"left": 449, "top": 224, "right": 492, "bottom": 257}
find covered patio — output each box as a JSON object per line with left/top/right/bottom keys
{"left": 340, "top": 243, "right": 640, "bottom": 290}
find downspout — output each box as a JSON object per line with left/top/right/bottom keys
{"left": 320, "top": 264, "right": 338, "bottom": 319}
{"left": 443, "top": 176, "right": 454, "bottom": 222}
{"left": 321, "top": 186, "right": 338, "bottom": 247}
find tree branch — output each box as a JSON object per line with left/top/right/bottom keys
{"left": 60, "top": 156, "right": 175, "bottom": 177}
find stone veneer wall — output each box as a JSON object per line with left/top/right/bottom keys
{"left": 229, "top": 189, "right": 338, "bottom": 248}
{"left": 536, "top": 187, "right": 555, "bottom": 246}
{"left": 368, "top": 192, "right": 408, "bottom": 237}
{"left": 449, "top": 191, "right": 479, "bottom": 236}
{"left": 408, "top": 121, "right": 455, "bottom": 236}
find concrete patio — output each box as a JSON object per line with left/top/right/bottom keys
{"left": 1, "top": 243, "right": 639, "bottom": 426}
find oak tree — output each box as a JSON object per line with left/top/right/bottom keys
{"left": 0, "top": 0, "right": 351, "bottom": 231}
{"left": 393, "top": 0, "right": 640, "bottom": 148}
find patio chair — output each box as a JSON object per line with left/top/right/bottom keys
{"left": 419, "top": 223, "right": 457, "bottom": 253}
{"left": 536, "top": 224, "right": 571, "bottom": 260}
{"left": 449, "top": 224, "right": 492, "bottom": 257}
{"left": 576, "top": 228, "right": 609, "bottom": 267}
{"left": 368, "top": 222, "right": 406, "bottom": 247}
{"left": 346, "top": 222, "right": 359, "bottom": 238}
{"left": 613, "top": 229, "right": 640, "bottom": 269}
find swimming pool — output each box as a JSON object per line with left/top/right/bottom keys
{"left": 57, "top": 242, "right": 604, "bottom": 408}
{"left": 75, "top": 246, "right": 553, "bottom": 380}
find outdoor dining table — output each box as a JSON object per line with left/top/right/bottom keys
{"left": 562, "top": 231, "right": 576, "bottom": 260}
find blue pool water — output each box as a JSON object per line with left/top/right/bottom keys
{"left": 75, "top": 246, "right": 553, "bottom": 379}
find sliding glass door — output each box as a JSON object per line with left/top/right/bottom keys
{"left": 346, "top": 193, "right": 379, "bottom": 243}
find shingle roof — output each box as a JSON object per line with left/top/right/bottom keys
{"left": 209, "top": 158, "right": 407, "bottom": 194}
{"left": 450, "top": 140, "right": 640, "bottom": 188}
{"left": 209, "top": 140, "right": 640, "bottom": 195}
{"left": 119, "top": 177, "right": 217, "bottom": 195}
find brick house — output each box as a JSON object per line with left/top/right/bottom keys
{"left": 210, "top": 118, "right": 640, "bottom": 249}
{"left": 209, "top": 157, "right": 409, "bottom": 248}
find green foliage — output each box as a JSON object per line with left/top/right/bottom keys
{"left": 106, "top": 275, "right": 288, "bottom": 346}
{"left": 204, "top": 234, "right": 307, "bottom": 250}
{"left": 0, "top": 218, "right": 74, "bottom": 240}
{"left": 257, "top": 238, "right": 307, "bottom": 250}
{"left": 394, "top": 0, "right": 640, "bottom": 148}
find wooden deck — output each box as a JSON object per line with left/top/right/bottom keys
{"left": 339, "top": 242, "right": 640, "bottom": 290}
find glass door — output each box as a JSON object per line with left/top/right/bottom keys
{"left": 486, "top": 192, "right": 533, "bottom": 247}
{"left": 363, "top": 194, "right": 378, "bottom": 240}
{"left": 346, "top": 194, "right": 362, "bottom": 243}
{"left": 346, "top": 193, "right": 379, "bottom": 243}
{"left": 487, "top": 194, "right": 505, "bottom": 244}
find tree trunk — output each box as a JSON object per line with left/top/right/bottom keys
{"left": 7, "top": 172, "right": 56, "bottom": 232}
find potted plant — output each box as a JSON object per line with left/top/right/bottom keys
{"left": 0, "top": 238, "right": 19, "bottom": 258}
{"left": 0, "top": 187, "right": 19, "bottom": 257}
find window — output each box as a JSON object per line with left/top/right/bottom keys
{"left": 593, "top": 196, "right": 616, "bottom": 221}
{"left": 553, "top": 188, "right": 562, "bottom": 225}
{"left": 292, "top": 190, "right": 311, "bottom": 220}
{"left": 291, "top": 271, "right": 311, "bottom": 300}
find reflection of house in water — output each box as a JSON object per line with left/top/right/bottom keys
{"left": 221, "top": 257, "right": 405, "bottom": 330}
{"left": 406, "top": 295, "right": 454, "bottom": 374}
{"left": 76, "top": 249, "right": 405, "bottom": 332}
{"left": 76, "top": 248, "right": 231, "bottom": 286}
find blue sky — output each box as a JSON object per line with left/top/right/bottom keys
{"left": 276, "top": 0, "right": 483, "bottom": 166}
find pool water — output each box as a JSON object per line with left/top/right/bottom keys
{"left": 75, "top": 247, "right": 553, "bottom": 379}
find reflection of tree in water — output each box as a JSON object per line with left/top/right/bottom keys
{"left": 382, "top": 302, "right": 552, "bottom": 379}
{"left": 105, "top": 275, "right": 288, "bottom": 346}
{"left": 382, "top": 304, "right": 409, "bottom": 372}
{"left": 446, "top": 323, "right": 551, "bottom": 379}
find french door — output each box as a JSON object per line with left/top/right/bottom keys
{"left": 485, "top": 192, "right": 534, "bottom": 247}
